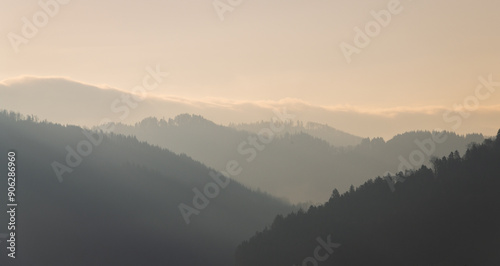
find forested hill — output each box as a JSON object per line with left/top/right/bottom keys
{"left": 236, "top": 130, "right": 500, "bottom": 266}
{"left": 0, "top": 111, "right": 295, "bottom": 266}
{"left": 104, "top": 115, "right": 484, "bottom": 204}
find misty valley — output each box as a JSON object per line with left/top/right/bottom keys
{"left": 2, "top": 1, "right": 500, "bottom": 265}
{"left": 0, "top": 110, "right": 498, "bottom": 265}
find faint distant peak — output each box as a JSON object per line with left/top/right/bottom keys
{"left": 172, "top": 114, "right": 213, "bottom": 125}
{"left": 2, "top": 75, "right": 88, "bottom": 87}
{"left": 133, "top": 114, "right": 218, "bottom": 128}
{"left": 232, "top": 120, "right": 363, "bottom": 147}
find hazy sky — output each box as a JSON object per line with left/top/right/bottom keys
{"left": 1, "top": 0, "right": 500, "bottom": 137}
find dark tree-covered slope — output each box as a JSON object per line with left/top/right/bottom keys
{"left": 0, "top": 111, "right": 295, "bottom": 266}
{"left": 236, "top": 130, "right": 500, "bottom": 266}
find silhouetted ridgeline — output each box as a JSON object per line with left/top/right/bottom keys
{"left": 0, "top": 111, "right": 295, "bottom": 266}
{"left": 104, "top": 115, "right": 484, "bottom": 204}
{"left": 231, "top": 120, "right": 363, "bottom": 147}
{"left": 236, "top": 130, "right": 500, "bottom": 266}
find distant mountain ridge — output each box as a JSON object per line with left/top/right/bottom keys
{"left": 104, "top": 114, "right": 485, "bottom": 204}
{"left": 2, "top": 76, "right": 499, "bottom": 138}
{"left": 232, "top": 120, "right": 363, "bottom": 147}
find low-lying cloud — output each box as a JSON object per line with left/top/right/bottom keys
{"left": 1, "top": 76, "right": 499, "bottom": 139}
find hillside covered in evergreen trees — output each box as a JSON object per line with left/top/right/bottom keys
{"left": 0, "top": 111, "right": 295, "bottom": 266}
{"left": 236, "top": 130, "right": 500, "bottom": 266}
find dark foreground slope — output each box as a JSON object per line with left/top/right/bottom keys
{"left": 0, "top": 111, "right": 295, "bottom": 266}
{"left": 236, "top": 130, "right": 500, "bottom": 266}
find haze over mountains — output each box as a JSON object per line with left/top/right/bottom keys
{"left": 3, "top": 0, "right": 500, "bottom": 264}
{"left": 1, "top": 76, "right": 499, "bottom": 139}
{"left": 236, "top": 131, "right": 500, "bottom": 265}
{"left": 0, "top": 109, "right": 496, "bottom": 265}
{"left": 0, "top": 84, "right": 495, "bottom": 264}
{"left": 0, "top": 74, "right": 487, "bottom": 204}
{"left": 0, "top": 111, "right": 295, "bottom": 266}
{"left": 103, "top": 115, "right": 484, "bottom": 204}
